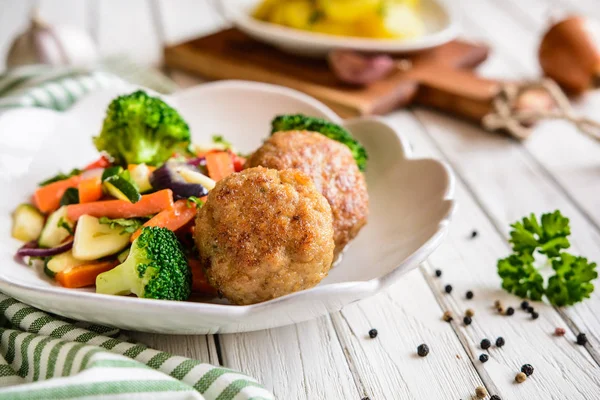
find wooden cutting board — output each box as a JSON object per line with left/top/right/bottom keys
{"left": 164, "top": 28, "right": 491, "bottom": 118}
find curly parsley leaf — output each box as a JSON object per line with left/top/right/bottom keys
{"left": 509, "top": 211, "right": 570, "bottom": 257}
{"left": 497, "top": 253, "right": 544, "bottom": 301}
{"left": 98, "top": 217, "right": 145, "bottom": 235}
{"left": 546, "top": 253, "right": 597, "bottom": 306}
{"left": 499, "top": 210, "right": 596, "bottom": 306}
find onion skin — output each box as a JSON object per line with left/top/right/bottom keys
{"left": 328, "top": 50, "right": 396, "bottom": 86}
{"left": 150, "top": 162, "right": 208, "bottom": 200}
{"left": 15, "top": 240, "right": 73, "bottom": 263}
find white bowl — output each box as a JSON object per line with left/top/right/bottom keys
{"left": 0, "top": 81, "right": 455, "bottom": 334}
{"left": 220, "top": 0, "right": 458, "bottom": 57}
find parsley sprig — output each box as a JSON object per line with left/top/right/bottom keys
{"left": 98, "top": 217, "right": 145, "bottom": 235}
{"left": 497, "top": 211, "right": 597, "bottom": 306}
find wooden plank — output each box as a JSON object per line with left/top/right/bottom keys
{"left": 220, "top": 317, "right": 359, "bottom": 399}
{"left": 333, "top": 270, "right": 486, "bottom": 399}
{"left": 95, "top": 0, "right": 162, "bottom": 65}
{"left": 453, "top": 0, "right": 600, "bottom": 359}
{"left": 0, "top": 0, "right": 33, "bottom": 70}
{"left": 389, "top": 110, "right": 600, "bottom": 398}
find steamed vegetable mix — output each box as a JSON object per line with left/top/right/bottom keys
{"left": 252, "top": 0, "right": 425, "bottom": 40}
{"left": 10, "top": 90, "right": 238, "bottom": 300}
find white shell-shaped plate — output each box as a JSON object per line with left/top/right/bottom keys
{"left": 0, "top": 81, "right": 455, "bottom": 334}
{"left": 221, "top": 0, "right": 458, "bottom": 57}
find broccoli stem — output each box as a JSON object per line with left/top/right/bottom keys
{"left": 95, "top": 256, "right": 145, "bottom": 297}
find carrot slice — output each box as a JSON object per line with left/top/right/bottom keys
{"left": 206, "top": 152, "right": 235, "bottom": 181}
{"left": 33, "top": 175, "right": 82, "bottom": 214}
{"left": 127, "top": 164, "right": 156, "bottom": 173}
{"left": 66, "top": 189, "right": 174, "bottom": 221}
{"left": 130, "top": 199, "right": 198, "bottom": 242}
{"left": 78, "top": 176, "right": 103, "bottom": 203}
{"left": 188, "top": 258, "right": 217, "bottom": 296}
{"left": 56, "top": 260, "right": 118, "bottom": 288}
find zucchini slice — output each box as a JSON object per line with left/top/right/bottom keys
{"left": 103, "top": 175, "right": 141, "bottom": 203}
{"left": 101, "top": 166, "right": 124, "bottom": 181}
{"left": 44, "top": 251, "right": 86, "bottom": 278}
{"left": 38, "top": 206, "right": 74, "bottom": 248}
{"left": 12, "top": 204, "right": 45, "bottom": 242}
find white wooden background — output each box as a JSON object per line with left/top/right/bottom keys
{"left": 2, "top": 0, "right": 600, "bottom": 399}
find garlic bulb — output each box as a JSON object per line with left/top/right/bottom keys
{"left": 6, "top": 12, "right": 98, "bottom": 68}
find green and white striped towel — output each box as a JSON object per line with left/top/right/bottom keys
{"left": 0, "top": 65, "right": 274, "bottom": 400}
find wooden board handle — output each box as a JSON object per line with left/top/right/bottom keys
{"left": 413, "top": 65, "right": 500, "bottom": 121}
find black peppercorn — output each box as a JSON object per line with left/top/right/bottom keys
{"left": 444, "top": 284, "right": 453, "bottom": 294}
{"left": 479, "top": 354, "right": 489, "bottom": 363}
{"left": 531, "top": 311, "right": 539, "bottom": 320}
{"left": 490, "top": 395, "right": 501, "bottom": 400}
{"left": 466, "top": 290, "right": 474, "bottom": 299}
{"left": 506, "top": 307, "right": 515, "bottom": 316}
{"left": 521, "top": 300, "right": 529, "bottom": 310}
{"left": 495, "top": 337, "right": 505, "bottom": 347}
{"left": 526, "top": 306, "right": 534, "bottom": 313}
{"left": 368, "top": 329, "right": 378, "bottom": 339}
{"left": 417, "top": 344, "right": 429, "bottom": 357}
{"left": 480, "top": 338, "right": 491, "bottom": 350}
{"left": 521, "top": 364, "right": 534, "bottom": 376}
{"left": 435, "top": 269, "right": 442, "bottom": 277}
{"left": 471, "top": 230, "right": 478, "bottom": 238}
{"left": 576, "top": 333, "right": 588, "bottom": 345}
{"left": 361, "top": 397, "right": 370, "bottom": 400}
{"left": 463, "top": 316, "right": 472, "bottom": 325}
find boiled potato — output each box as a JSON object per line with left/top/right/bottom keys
{"left": 317, "top": 0, "right": 381, "bottom": 23}
{"left": 356, "top": 3, "right": 425, "bottom": 39}
{"left": 311, "top": 19, "right": 358, "bottom": 36}
{"left": 268, "top": 1, "right": 314, "bottom": 29}
{"left": 252, "top": 0, "right": 280, "bottom": 20}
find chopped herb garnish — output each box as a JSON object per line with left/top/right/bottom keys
{"left": 57, "top": 217, "right": 74, "bottom": 235}
{"left": 59, "top": 188, "right": 79, "bottom": 206}
{"left": 187, "top": 196, "right": 204, "bottom": 208}
{"left": 308, "top": 10, "right": 325, "bottom": 24}
{"left": 98, "top": 217, "right": 145, "bottom": 235}
{"left": 212, "top": 135, "right": 232, "bottom": 150}
{"left": 39, "top": 168, "right": 81, "bottom": 186}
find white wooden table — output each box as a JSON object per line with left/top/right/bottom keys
{"left": 2, "top": 0, "right": 600, "bottom": 398}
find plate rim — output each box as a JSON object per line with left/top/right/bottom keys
{"left": 0, "top": 80, "right": 456, "bottom": 321}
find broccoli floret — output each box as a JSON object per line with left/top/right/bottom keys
{"left": 95, "top": 227, "right": 191, "bottom": 301}
{"left": 271, "top": 114, "right": 368, "bottom": 171}
{"left": 93, "top": 90, "right": 191, "bottom": 166}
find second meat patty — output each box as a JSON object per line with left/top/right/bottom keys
{"left": 245, "top": 130, "right": 369, "bottom": 258}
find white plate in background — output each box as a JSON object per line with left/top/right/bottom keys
{"left": 220, "top": 0, "right": 458, "bottom": 57}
